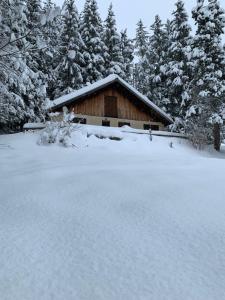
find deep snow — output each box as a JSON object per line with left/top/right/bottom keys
{"left": 1, "top": 126, "right": 225, "bottom": 300}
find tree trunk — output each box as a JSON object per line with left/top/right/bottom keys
{"left": 213, "top": 123, "right": 221, "bottom": 152}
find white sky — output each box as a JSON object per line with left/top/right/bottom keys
{"left": 54, "top": 0, "right": 225, "bottom": 39}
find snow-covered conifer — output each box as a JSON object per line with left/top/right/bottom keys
{"left": 54, "top": 0, "right": 84, "bottom": 97}
{"left": 80, "top": 0, "right": 106, "bottom": 83}
{"left": 134, "top": 20, "right": 149, "bottom": 92}
{"left": 0, "top": 0, "right": 47, "bottom": 130}
{"left": 186, "top": 0, "right": 225, "bottom": 150}
{"left": 120, "top": 29, "right": 134, "bottom": 82}
{"left": 144, "top": 15, "right": 169, "bottom": 109}
{"left": 135, "top": 19, "right": 148, "bottom": 59}
{"left": 103, "top": 4, "right": 124, "bottom": 77}
{"left": 25, "top": 0, "right": 44, "bottom": 71}
{"left": 0, "top": 0, "right": 27, "bottom": 130}
{"left": 166, "top": 0, "right": 192, "bottom": 128}
{"left": 41, "top": 0, "right": 62, "bottom": 98}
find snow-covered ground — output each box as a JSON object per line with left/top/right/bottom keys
{"left": 1, "top": 126, "right": 225, "bottom": 300}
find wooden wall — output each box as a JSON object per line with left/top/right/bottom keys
{"left": 68, "top": 85, "right": 161, "bottom": 123}
{"left": 69, "top": 91, "right": 104, "bottom": 117}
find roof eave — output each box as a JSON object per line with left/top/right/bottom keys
{"left": 114, "top": 78, "right": 173, "bottom": 125}
{"left": 50, "top": 79, "right": 116, "bottom": 111}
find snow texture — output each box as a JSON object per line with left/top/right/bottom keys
{"left": 23, "top": 123, "right": 46, "bottom": 129}
{"left": 1, "top": 126, "right": 225, "bottom": 300}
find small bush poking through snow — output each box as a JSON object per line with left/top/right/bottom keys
{"left": 38, "top": 122, "right": 60, "bottom": 145}
{"left": 58, "top": 124, "right": 74, "bottom": 147}
{"left": 38, "top": 108, "right": 78, "bottom": 147}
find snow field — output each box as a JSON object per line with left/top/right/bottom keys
{"left": 0, "top": 127, "right": 225, "bottom": 300}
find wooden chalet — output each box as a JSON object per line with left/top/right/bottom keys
{"left": 49, "top": 75, "right": 173, "bottom": 130}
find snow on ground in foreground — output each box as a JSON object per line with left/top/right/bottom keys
{"left": 1, "top": 126, "right": 225, "bottom": 300}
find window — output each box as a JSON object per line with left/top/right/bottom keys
{"left": 151, "top": 125, "right": 159, "bottom": 131}
{"left": 104, "top": 96, "right": 118, "bottom": 118}
{"left": 73, "top": 117, "right": 86, "bottom": 124}
{"left": 102, "top": 120, "right": 110, "bottom": 127}
{"left": 143, "top": 124, "right": 150, "bottom": 130}
{"left": 143, "top": 124, "right": 159, "bottom": 131}
{"left": 118, "top": 122, "right": 130, "bottom": 127}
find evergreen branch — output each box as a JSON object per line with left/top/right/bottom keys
{"left": 0, "top": 31, "right": 33, "bottom": 52}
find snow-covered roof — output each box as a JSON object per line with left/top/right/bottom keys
{"left": 49, "top": 75, "right": 173, "bottom": 124}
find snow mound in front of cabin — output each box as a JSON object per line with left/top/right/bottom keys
{"left": 36, "top": 123, "right": 222, "bottom": 159}
{"left": 37, "top": 124, "right": 141, "bottom": 149}
{"left": 37, "top": 123, "right": 88, "bottom": 148}
{"left": 72, "top": 124, "right": 186, "bottom": 153}
{"left": 70, "top": 129, "right": 89, "bottom": 148}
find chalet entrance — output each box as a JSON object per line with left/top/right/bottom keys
{"left": 104, "top": 96, "right": 118, "bottom": 118}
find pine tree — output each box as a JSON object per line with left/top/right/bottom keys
{"left": 165, "top": 19, "right": 172, "bottom": 39}
{"left": 120, "top": 29, "right": 134, "bottom": 82}
{"left": 54, "top": 0, "right": 84, "bottom": 97}
{"left": 166, "top": 0, "right": 192, "bottom": 129}
{"left": 103, "top": 3, "right": 124, "bottom": 77}
{"left": 0, "top": 0, "right": 46, "bottom": 130}
{"left": 41, "top": 0, "right": 61, "bottom": 70}
{"left": 0, "top": 1, "right": 26, "bottom": 131}
{"left": 135, "top": 19, "right": 148, "bottom": 59}
{"left": 43, "top": 0, "right": 54, "bottom": 11}
{"left": 24, "top": 0, "right": 48, "bottom": 120}
{"left": 41, "top": 0, "right": 62, "bottom": 98}
{"left": 25, "top": 0, "right": 44, "bottom": 71}
{"left": 80, "top": 0, "right": 106, "bottom": 83}
{"left": 186, "top": 0, "right": 225, "bottom": 150}
{"left": 144, "top": 15, "right": 169, "bottom": 109}
{"left": 10, "top": 0, "right": 29, "bottom": 51}
{"left": 26, "top": 0, "right": 42, "bottom": 29}
{"left": 134, "top": 20, "right": 149, "bottom": 91}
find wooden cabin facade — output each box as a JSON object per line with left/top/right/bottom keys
{"left": 49, "top": 75, "right": 173, "bottom": 130}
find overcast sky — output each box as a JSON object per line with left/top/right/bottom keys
{"left": 54, "top": 0, "right": 225, "bottom": 39}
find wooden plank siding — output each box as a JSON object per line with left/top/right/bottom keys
{"left": 69, "top": 92, "right": 104, "bottom": 117}
{"left": 68, "top": 84, "right": 161, "bottom": 123}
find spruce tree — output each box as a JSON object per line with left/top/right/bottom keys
{"left": 25, "top": 0, "right": 47, "bottom": 121}
{"left": 0, "top": 0, "right": 46, "bottom": 130}
{"left": 54, "top": 0, "right": 84, "bottom": 97}
{"left": 145, "top": 15, "right": 169, "bottom": 109}
{"left": 120, "top": 29, "right": 134, "bottom": 82}
{"left": 9, "top": 0, "right": 29, "bottom": 51}
{"left": 26, "top": 0, "right": 42, "bottom": 29}
{"left": 186, "top": 0, "right": 225, "bottom": 150}
{"left": 166, "top": 0, "right": 192, "bottom": 129}
{"left": 0, "top": 0, "right": 25, "bottom": 130}
{"left": 41, "top": 0, "right": 62, "bottom": 98}
{"left": 25, "top": 0, "right": 43, "bottom": 71}
{"left": 43, "top": 0, "right": 54, "bottom": 10}
{"left": 135, "top": 19, "right": 148, "bottom": 59}
{"left": 103, "top": 4, "right": 124, "bottom": 77}
{"left": 165, "top": 19, "right": 172, "bottom": 39}
{"left": 134, "top": 20, "right": 149, "bottom": 91}
{"left": 80, "top": 0, "right": 106, "bottom": 83}
{"left": 41, "top": 0, "right": 61, "bottom": 69}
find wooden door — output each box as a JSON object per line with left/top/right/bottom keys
{"left": 104, "top": 96, "right": 118, "bottom": 118}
